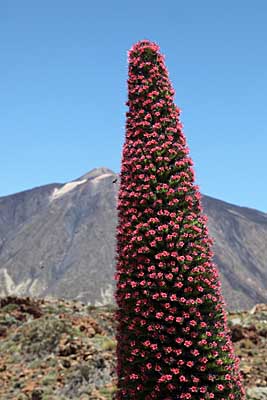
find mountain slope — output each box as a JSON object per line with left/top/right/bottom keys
{"left": 202, "top": 196, "right": 267, "bottom": 309}
{"left": 0, "top": 168, "right": 266, "bottom": 310}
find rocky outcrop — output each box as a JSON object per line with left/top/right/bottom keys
{"left": 0, "top": 296, "right": 267, "bottom": 399}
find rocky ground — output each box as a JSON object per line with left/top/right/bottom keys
{"left": 0, "top": 297, "right": 267, "bottom": 399}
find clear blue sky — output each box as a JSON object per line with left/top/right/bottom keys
{"left": 1, "top": 1, "right": 266, "bottom": 211}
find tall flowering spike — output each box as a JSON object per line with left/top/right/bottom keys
{"left": 115, "top": 40, "right": 245, "bottom": 400}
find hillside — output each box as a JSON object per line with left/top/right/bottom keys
{"left": 0, "top": 168, "right": 266, "bottom": 310}
{"left": 0, "top": 296, "right": 267, "bottom": 399}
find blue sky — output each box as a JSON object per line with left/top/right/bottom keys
{"left": 1, "top": 1, "right": 266, "bottom": 211}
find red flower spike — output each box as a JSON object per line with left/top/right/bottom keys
{"left": 115, "top": 39, "right": 245, "bottom": 399}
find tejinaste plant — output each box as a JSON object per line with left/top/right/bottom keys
{"left": 115, "top": 40, "right": 245, "bottom": 400}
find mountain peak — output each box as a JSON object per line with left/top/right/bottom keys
{"left": 77, "top": 167, "right": 116, "bottom": 181}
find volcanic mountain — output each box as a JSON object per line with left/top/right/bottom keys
{"left": 0, "top": 167, "right": 266, "bottom": 310}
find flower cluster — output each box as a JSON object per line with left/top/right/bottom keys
{"left": 115, "top": 40, "right": 245, "bottom": 400}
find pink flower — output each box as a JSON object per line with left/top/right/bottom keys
{"left": 158, "top": 374, "right": 173, "bottom": 382}
{"left": 189, "top": 320, "right": 197, "bottom": 326}
{"left": 184, "top": 340, "right": 192, "bottom": 347}
{"left": 130, "top": 373, "right": 139, "bottom": 380}
{"left": 171, "top": 368, "right": 180, "bottom": 375}
{"left": 186, "top": 361, "right": 194, "bottom": 367}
